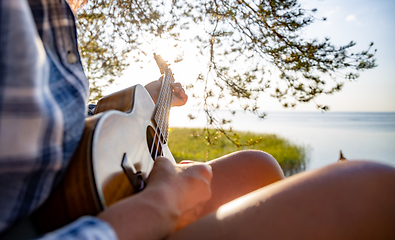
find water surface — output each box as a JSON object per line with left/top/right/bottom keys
{"left": 169, "top": 110, "right": 395, "bottom": 170}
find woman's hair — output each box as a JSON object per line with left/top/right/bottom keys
{"left": 67, "top": 0, "right": 88, "bottom": 12}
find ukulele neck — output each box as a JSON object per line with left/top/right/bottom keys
{"left": 152, "top": 68, "right": 174, "bottom": 142}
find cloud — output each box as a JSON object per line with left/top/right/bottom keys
{"left": 346, "top": 15, "right": 357, "bottom": 21}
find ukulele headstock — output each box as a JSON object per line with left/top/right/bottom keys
{"left": 154, "top": 53, "right": 169, "bottom": 75}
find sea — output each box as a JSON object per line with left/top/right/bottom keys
{"left": 169, "top": 110, "right": 395, "bottom": 171}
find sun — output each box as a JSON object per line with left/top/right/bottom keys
{"left": 150, "top": 38, "right": 183, "bottom": 64}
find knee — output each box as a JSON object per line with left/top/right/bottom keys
{"left": 345, "top": 160, "right": 395, "bottom": 182}
{"left": 243, "top": 150, "right": 285, "bottom": 181}
{"left": 322, "top": 161, "right": 395, "bottom": 225}
{"left": 327, "top": 160, "right": 395, "bottom": 178}
{"left": 210, "top": 150, "right": 285, "bottom": 185}
{"left": 320, "top": 160, "right": 395, "bottom": 194}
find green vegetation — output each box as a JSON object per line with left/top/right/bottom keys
{"left": 168, "top": 128, "right": 307, "bottom": 176}
{"left": 80, "top": 1, "right": 377, "bottom": 146}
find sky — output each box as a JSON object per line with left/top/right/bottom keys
{"left": 108, "top": 0, "right": 395, "bottom": 112}
{"left": 295, "top": 0, "right": 395, "bottom": 112}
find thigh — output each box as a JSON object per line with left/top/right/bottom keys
{"left": 199, "top": 150, "right": 284, "bottom": 217}
{"left": 169, "top": 161, "right": 395, "bottom": 240}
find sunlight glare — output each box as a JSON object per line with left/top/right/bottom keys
{"left": 216, "top": 195, "right": 250, "bottom": 220}
{"left": 150, "top": 39, "right": 182, "bottom": 64}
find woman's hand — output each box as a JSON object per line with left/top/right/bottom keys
{"left": 98, "top": 158, "right": 212, "bottom": 240}
{"left": 148, "top": 158, "right": 213, "bottom": 229}
{"left": 144, "top": 77, "right": 188, "bottom": 107}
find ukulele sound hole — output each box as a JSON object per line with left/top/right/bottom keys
{"left": 146, "top": 126, "right": 163, "bottom": 160}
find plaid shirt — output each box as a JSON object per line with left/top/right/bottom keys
{"left": 0, "top": 0, "right": 117, "bottom": 239}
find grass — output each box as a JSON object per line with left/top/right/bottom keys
{"left": 168, "top": 127, "right": 308, "bottom": 176}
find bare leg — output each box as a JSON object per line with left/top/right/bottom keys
{"left": 169, "top": 161, "right": 395, "bottom": 240}
{"left": 200, "top": 150, "right": 284, "bottom": 216}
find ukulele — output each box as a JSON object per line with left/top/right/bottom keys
{"left": 33, "top": 54, "right": 176, "bottom": 233}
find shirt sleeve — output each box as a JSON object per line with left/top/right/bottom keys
{"left": 38, "top": 217, "right": 118, "bottom": 240}
{"left": 0, "top": 1, "right": 113, "bottom": 239}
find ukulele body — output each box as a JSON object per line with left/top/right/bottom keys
{"left": 93, "top": 84, "right": 174, "bottom": 207}
{"left": 34, "top": 84, "right": 174, "bottom": 232}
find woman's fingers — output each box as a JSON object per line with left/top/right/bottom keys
{"left": 172, "top": 82, "right": 188, "bottom": 107}
{"left": 147, "top": 157, "right": 212, "bottom": 209}
{"left": 145, "top": 79, "right": 188, "bottom": 106}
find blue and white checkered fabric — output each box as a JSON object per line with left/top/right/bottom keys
{"left": 0, "top": 0, "right": 117, "bottom": 238}
{"left": 40, "top": 217, "right": 117, "bottom": 240}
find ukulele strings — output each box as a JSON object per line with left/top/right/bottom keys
{"left": 151, "top": 77, "right": 172, "bottom": 159}
{"left": 154, "top": 71, "right": 173, "bottom": 157}
{"left": 160, "top": 71, "right": 173, "bottom": 141}
{"left": 150, "top": 69, "right": 174, "bottom": 159}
